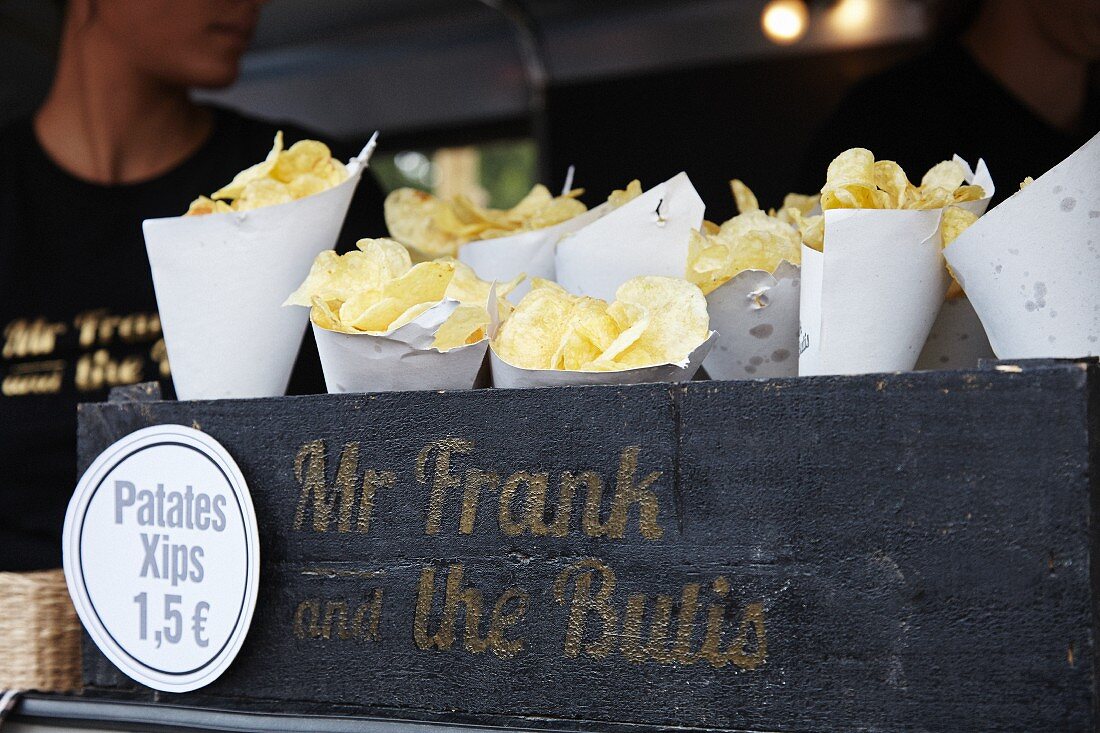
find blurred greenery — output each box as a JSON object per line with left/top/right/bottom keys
{"left": 370, "top": 138, "right": 537, "bottom": 208}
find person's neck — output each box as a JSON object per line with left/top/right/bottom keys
{"left": 963, "top": 4, "right": 1088, "bottom": 135}
{"left": 34, "top": 29, "right": 212, "bottom": 186}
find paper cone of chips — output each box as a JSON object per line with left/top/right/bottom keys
{"left": 489, "top": 276, "right": 715, "bottom": 389}
{"left": 144, "top": 136, "right": 377, "bottom": 400}
{"left": 702, "top": 261, "right": 801, "bottom": 380}
{"left": 555, "top": 172, "right": 705, "bottom": 301}
{"left": 458, "top": 203, "right": 610, "bottom": 303}
{"left": 287, "top": 240, "right": 509, "bottom": 393}
{"left": 944, "top": 132, "right": 1100, "bottom": 359}
{"left": 313, "top": 300, "right": 489, "bottom": 393}
{"left": 799, "top": 154, "right": 994, "bottom": 376}
{"left": 914, "top": 296, "right": 995, "bottom": 370}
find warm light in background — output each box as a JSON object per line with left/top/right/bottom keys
{"left": 761, "top": 0, "right": 809, "bottom": 45}
{"left": 829, "top": 0, "right": 876, "bottom": 34}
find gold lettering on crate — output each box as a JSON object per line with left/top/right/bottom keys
{"left": 413, "top": 564, "right": 528, "bottom": 658}
{"left": 292, "top": 590, "right": 384, "bottom": 643}
{"left": 2, "top": 318, "right": 67, "bottom": 358}
{"left": 292, "top": 440, "right": 394, "bottom": 533}
{"left": 149, "top": 338, "right": 171, "bottom": 378}
{"left": 416, "top": 440, "right": 664, "bottom": 540}
{"left": 1, "top": 359, "right": 65, "bottom": 397}
{"left": 553, "top": 560, "right": 766, "bottom": 669}
{"left": 73, "top": 309, "right": 161, "bottom": 347}
{"left": 74, "top": 349, "right": 144, "bottom": 392}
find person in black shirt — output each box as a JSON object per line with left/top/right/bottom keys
{"left": 0, "top": 0, "right": 386, "bottom": 570}
{"left": 799, "top": 0, "right": 1099, "bottom": 200}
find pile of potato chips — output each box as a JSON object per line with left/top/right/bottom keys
{"left": 686, "top": 180, "right": 812, "bottom": 295}
{"left": 384, "top": 184, "right": 588, "bottom": 258}
{"left": 791, "top": 148, "right": 986, "bottom": 253}
{"left": 493, "top": 276, "right": 709, "bottom": 372}
{"left": 186, "top": 132, "right": 348, "bottom": 215}
{"left": 285, "top": 238, "right": 517, "bottom": 352}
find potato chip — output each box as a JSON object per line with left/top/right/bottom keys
{"left": 730, "top": 179, "right": 760, "bottom": 214}
{"left": 234, "top": 178, "right": 294, "bottom": 211}
{"left": 493, "top": 280, "right": 577, "bottom": 369}
{"left": 941, "top": 206, "right": 979, "bottom": 299}
{"left": 788, "top": 209, "right": 824, "bottom": 252}
{"left": 873, "top": 160, "right": 915, "bottom": 209}
{"left": 941, "top": 205, "right": 978, "bottom": 249}
{"left": 433, "top": 304, "right": 491, "bottom": 352}
{"left": 920, "top": 160, "right": 967, "bottom": 192}
{"left": 821, "top": 148, "right": 877, "bottom": 210}
{"left": 185, "top": 196, "right": 232, "bottom": 216}
{"left": 494, "top": 276, "right": 708, "bottom": 372}
{"left": 608, "top": 180, "right": 643, "bottom": 209}
{"left": 385, "top": 183, "right": 590, "bottom": 258}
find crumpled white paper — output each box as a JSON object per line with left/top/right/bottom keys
{"left": 554, "top": 172, "right": 705, "bottom": 301}
{"left": 703, "top": 261, "right": 800, "bottom": 380}
{"left": 489, "top": 333, "right": 716, "bottom": 389}
{"left": 945, "top": 132, "right": 1100, "bottom": 359}
{"left": 799, "top": 156, "right": 994, "bottom": 376}
{"left": 143, "top": 134, "right": 378, "bottom": 400}
{"left": 312, "top": 298, "right": 488, "bottom": 393}
{"left": 458, "top": 203, "right": 610, "bottom": 303}
{"left": 914, "top": 296, "right": 995, "bottom": 370}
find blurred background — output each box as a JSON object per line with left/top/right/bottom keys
{"left": 0, "top": 0, "right": 1032, "bottom": 221}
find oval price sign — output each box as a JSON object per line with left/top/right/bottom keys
{"left": 63, "top": 425, "right": 259, "bottom": 692}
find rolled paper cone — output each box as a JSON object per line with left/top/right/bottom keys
{"left": 703, "top": 262, "right": 800, "bottom": 381}
{"left": 489, "top": 333, "right": 716, "bottom": 389}
{"left": 799, "top": 157, "right": 994, "bottom": 376}
{"left": 945, "top": 132, "right": 1100, "bottom": 359}
{"left": 914, "top": 296, "right": 995, "bottom": 370}
{"left": 554, "top": 172, "right": 705, "bottom": 301}
{"left": 313, "top": 298, "right": 488, "bottom": 393}
{"left": 144, "top": 138, "right": 376, "bottom": 400}
{"left": 458, "top": 203, "right": 610, "bottom": 303}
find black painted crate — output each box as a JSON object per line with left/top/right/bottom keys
{"left": 77, "top": 360, "right": 1100, "bottom": 733}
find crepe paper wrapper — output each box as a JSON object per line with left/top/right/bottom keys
{"left": 489, "top": 333, "right": 716, "bottom": 389}
{"left": 143, "top": 135, "right": 378, "bottom": 400}
{"left": 313, "top": 298, "right": 488, "bottom": 393}
{"left": 945, "top": 133, "right": 1100, "bottom": 359}
{"left": 799, "top": 157, "right": 994, "bottom": 376}
{"left": 914, "top": 296, "right": 995, "bottom": 371}
{"left": 703, "top": 262, "right": 800, "bottom": 381}
{"left": 458, "top": 203, "right": 610, "bottom": 303}
{"left": 554, "top": 172, "right": 705, "bottom": 301}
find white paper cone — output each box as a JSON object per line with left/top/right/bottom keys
{"left": 313, "top": 299, "right": 488, "bottom": 393}
{"left": 702, "top": 262, "right": 800, "bottom": 380}
{"left": 489, "top": 333, "right": 715, "bottom": 389}
{"left": 799, "top": 157, "right": 994, "bottom": 376}
{"left": 144, "top": 139, "right": 376, "bottom": 400}
{"left": 458, "top": 203, "right": 610, "bottom": 302}
{"left": 914, "top": 296, "right": 995, "bottom": 370}
{"left": 945, "top": 133, "right": 1100, "bottom": 359}
{"left": 554, "top": 172, "right": 705, "bottom": 301}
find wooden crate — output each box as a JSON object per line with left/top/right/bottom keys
{"left": 78, "top": 359, "right": 1099, "bottom": 732}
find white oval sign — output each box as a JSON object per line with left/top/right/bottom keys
{"left": 63, "top": 425, "right": 259, "bottom": 692}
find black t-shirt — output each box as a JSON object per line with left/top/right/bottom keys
{"left": 798, "top": 44, "right": 1099, "bottom": 202}
{"left": 0, "top": 106, "right": 387, "bottom": 570}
